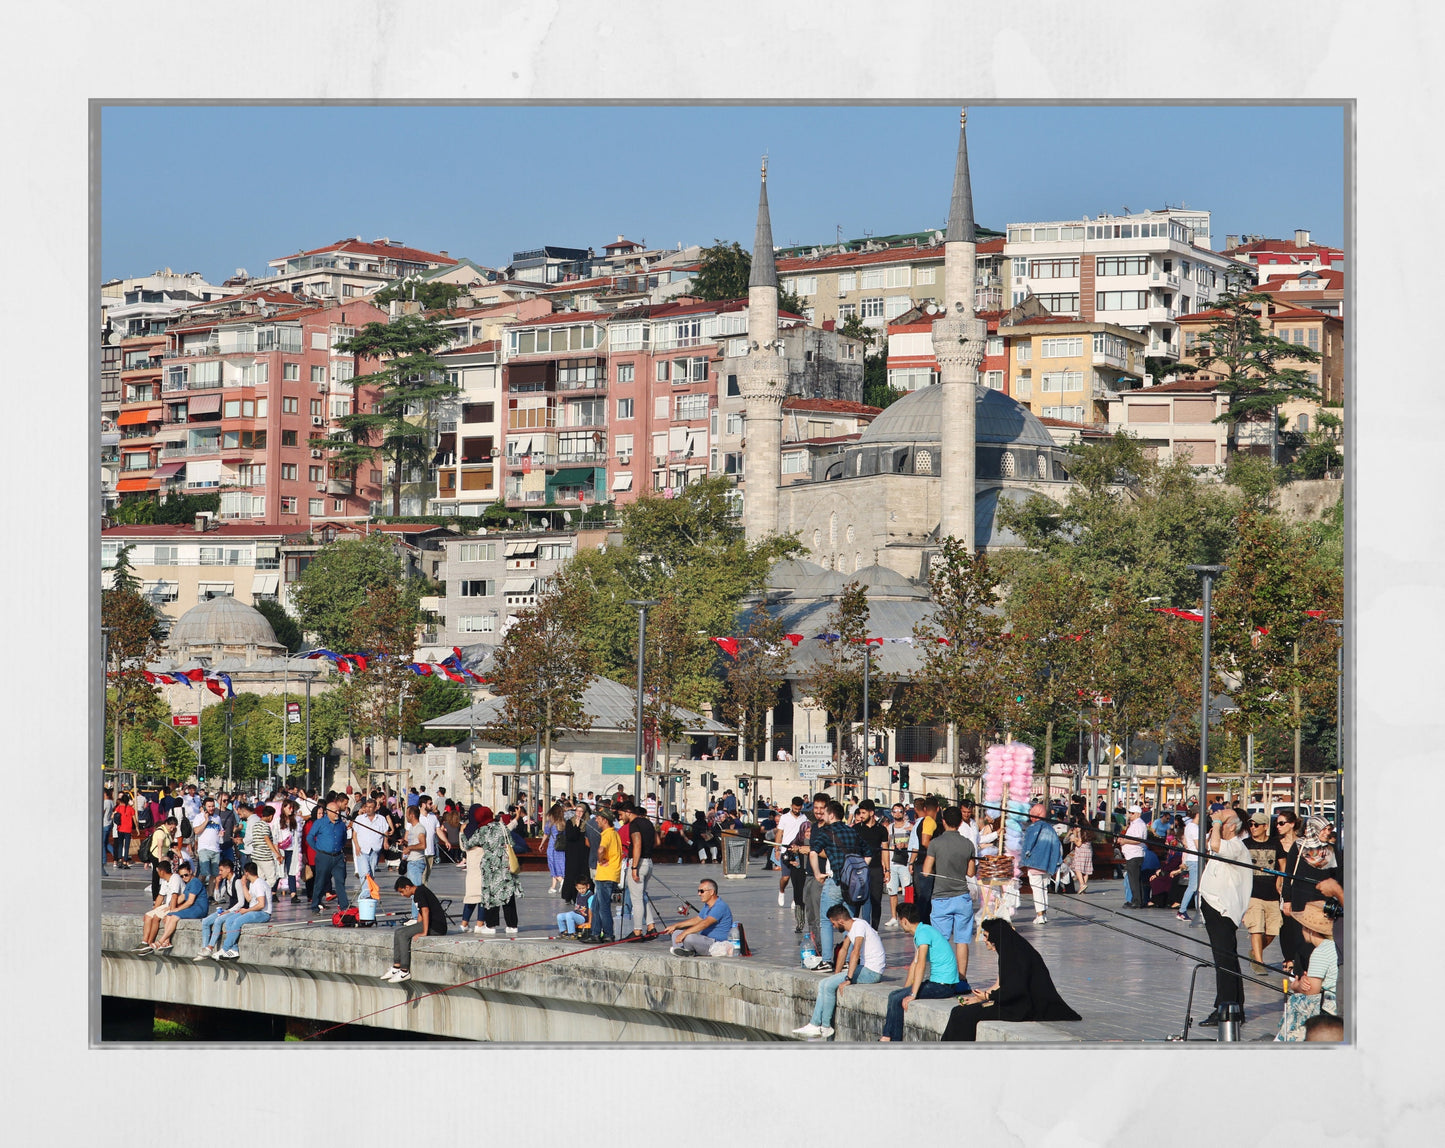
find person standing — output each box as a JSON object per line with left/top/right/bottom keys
{"left": 853, "top": 800, "right": 889, "bottom": 929}
{"left": 1120, "top": 804, "right": 1148, "bottom": 909}
{"left": 351, "top": 797, "right": 388, "bottom": 886}
{"left": 112, "top": 793, "right": 137, "bottom": 869}
{"left": 307, "top": 798, "right": 350, "bottom": 914}
{"left": 101, "top": 786, "right": 115, "bottom": 875}
{"left": 560, "top": 804, "right": 591, "bottom": 906}
{"left": 1197, "top": 807, "right": 1253, "bottom": 1027}
{"left": 592, "top": 808, "right": 623, "bottom": 943}
{"left": 239, "top": 803, "right": 283, "bottom": 891}
{"left": 810, "top": 800, "right": 865, "bottom": 962}
{"left": 464, "top": 805, "right": 524, "bottom": 935}
{"left": 1020, "top": 803, "right": 1063, "bottom": 925}
{"left": 1278, "top": 815, "right": 1340, "bottom": 977}
{"left": 1242, "top": 811, "right": 1284, "bottom": 969}
{"left": 544, "top": 804, "right": 567, "bottom": 896}
{"left": 1068, "top": 820, "right": 1094, "bottom": 894}
{"left": 909, "top": 796, "right": 940, "bottom": 925}
{"left": 621, "top": 801, "right": 659, "bottom": 938}
{"left": 418, "top": 796, "right": 444, "bottom": 884}
{"left": 883, "top": 802, "right": 913, "bottom": 927}
{"left": 776, "top": 797, "right": 810, "bottom": 932}
{"left": 194, "top": 797, "right": 225, "bottom": 896}
{"left": 1176, "top": 805, "right": 1202, "bottom": 922}
{"left": 923, "top": 806, "right": 977, "bottom": 980}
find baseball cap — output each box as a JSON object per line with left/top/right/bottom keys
{"left": 1127, "top": 804, "right": 1141, "bottom": 813}
{"left": 1250, "top": 811, "right": 1270, "bottom": 825}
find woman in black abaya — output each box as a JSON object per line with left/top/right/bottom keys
{"left": 942, "top": 917, "right": 1081, "bottom": 1041}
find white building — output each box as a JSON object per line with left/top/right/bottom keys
{"left": 437, "top": 530, "right": 580, "bottom": 647}
{"left": 431, "top": 341, "right": 505, "bottom": 515}
{"left": 1003, "top": 209, "right": 1251, "bottom": 359}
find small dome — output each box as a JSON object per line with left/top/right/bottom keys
{"left": 851, "top": 564, "right": 930, "bottom": 599}
{"left": 859, "top": 383, "right": 1056, "bottom": 449}
{"left": 167, "top": 595, "right": 284, "bottom": 655}
{"left": 766, "top": 557, "right": 827, "bottom": 591}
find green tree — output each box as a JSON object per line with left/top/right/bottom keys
{"left": 109, "top": 491, "right": 221, "bottom": 526}
{"left": 693, "top": 240, "right": 751, "bottom": 301}
{"left": 1286, "top": 410, "right": 1343, "bottom": 480}
{"left": 102, "top": 549, "right": 165, "bottom": 769}
{"left": 1224, "top": 452, "right": 1280, "bottom": 513}
{"left": 291, "top": 534, "right": 413, "bottom": 649}
{"left": 404, "top": 674, "right": 471, "bottom": 749}
{"left": 841, "top": 313, "right": 902, "bottom": 409}
{"left": 804, "top": 582, "right": 887, "bottom": 784}
{"left": 252, "top": 597, "right": 304, "bottom": 653}
{"left": 371, "top": 279, "right": 463, "bottom": 312}
{"left": 1189, "top": 287, "right": 1323, "bottom": 463}
{"left": 345, "top": 582, "right": 422, "bottom": 783}
{"left": 315, "top": 313, "right": 460, "bottom": 516}
{"left": 718, "top": 606, "right": 792, "bottom": 795}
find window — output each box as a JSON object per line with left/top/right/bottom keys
{"left": 616, "top": 362, "right": 635, "bottom": 383}
{"left": 459, "top": 579, "right": 495, "bottom": 597}
{"left": 1035, "top": 293, "right": 1080, "bottom": 314}
{"left": 1041, "top": 371, "right": 1083, "bottom": 393}
{"left": 614, "top": 434, "right": 634, "bottom": 458}
{"left": 1308, "top": 327, "right": 1320, "bottom": 351}
{"left": 310, "top": 365, "right": 326, "bottom": 383}
{"left": 569, "top": 398, "right": 606, "bottom": 427}
{"left": 282, "top": 362, "right": 299, "bottom": 381}
{"left": 306, "top": 465, "right": 322, "bottom": 482}
{"left": 984, "top": 370, "right": 1005, "bottom": 390}
{"left": 1016, "top": 343, "right": 1032, "bottom": 363}
{"left": 888, "top": 367, "right": 935, "bottom": 391}
{"left": 670, "top": 357, "right": 708, "bottom": 383}
{"left": 280, "top": 496, "right": 297, "bottom": 513}
{"left": 837, "top": 303, "right": 857, "bottom": 321}
{"left": 795, "top": 276, "right": 817, "bottom": 296}
{"left": 333, "top": 499, "right": 345, "bottom": 512}
{"left": 332, "top": 361, "right": 354, "bottom": 385}
{"left": 860, "top": 268, "right": 885, "bottom": 289}
{"left": 1029, "top": 258, "right": 1079, "bottom": 279}
{"left": 1040, "top": 337, "right": 1083, "bottom": 358}
{"left": 457, "top": 615, "right": 496, "bottom": 634}
{"left": 675, "top": 393, "right": 709, "bottom": 421}
{"left": 152, "top": 546, "right": 178, "bottom": 566}
{"left": 539, "top": 542, "right": 572, "bottom": 562}
{"left": 653, "top": 396, "right": 669, "bottom": 419}
{"left": 726, "top": 412, "right": 744, "bottom": 436}
{"left": 616, "top": 397, "right": 634, "bottom": 419}
{"left": 309, "top": 498, "right": 324, "bottom": 516}
{"left": 224, "top": 399, "right": 241, "bottom": 417}
{"left": 1096, "top": 256, "right": 1150, "bottom": 277}
{"left": 781, "top": 451, "right": 808, "bottom": 474}
{"left": 331, "top": 398, "right": 352, "bottom": 418}
{"left": 860, "top": 297, "right": 884, "bottom": 319}
{"left": 885, "top": 266, "right": 910, "bottom": 288}
{"left": 282, "top": 397, "right": 299, "bottom": 414}
{"left": 726, "top": 374, "right": 740, "bottom": 397}
{"left": 370, "top": 470, "right": 382, "bottom": 484}
{"left": 281, "top": 430, "right": 298, "bottom": 446}
{"left": 1093, "top": 332, "right": 1133, "bottom": 361}
{"left": 307, "top": 399, "right": 321, "bottom": 417}
{"left": 1096, "top": 291, "right": 1149, "bottom": 311}
{"left": 915, "top": 266, "right": 936, "bottom": 286}
{"left": 656, "top": 360, "right": 669, "bottom": 382}
{"left": 884, "top": 295, "right": 912, "bottom": 320}
{"left": 609, "top": 323, "right": 648, "bottom": 352}
{"left": 1043, "top": 404, "right": 1086, "bottom": 421}
{"left": 256, "top": 398, "right": 268, "bottom": 417}
{"left": 458, "top": 543, "right": 499, "bottom": 563}
{"left": 837, "top": 272, "right": 856, "bottom": 292}
{"left": 281, "top": 463, "right": 298, "bottom": 480}
{"left": 1012, "top": 257, "right": 1028, "bottom": 279}
{"left": 986, "top": 336, "right": 1004, "bottom": 356}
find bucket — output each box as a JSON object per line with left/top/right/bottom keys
{"left": 358, "top": 897, "right": 378, "bottom": 923}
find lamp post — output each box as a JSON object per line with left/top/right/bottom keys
{"left": 625, "top": 599, "right": 660, "bottom": 804}
{"left": 1327, "top": 617, "right": 1344, "bottom": 837}
{"left": 1186, "top": 564, "right": 1223, "bottom": 887}
{"left": 861, "top": 638, "right": 872, "bottom": 801}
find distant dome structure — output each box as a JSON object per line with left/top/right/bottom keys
{"left": 167, "top": 594, "right": 286, "bottom": 662}
{"left": 858, "top": 384, "right": 1055, "bottom": 449}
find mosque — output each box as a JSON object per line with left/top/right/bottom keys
{"left": 739, "top": 111, "right": 1073, "bottom": 581}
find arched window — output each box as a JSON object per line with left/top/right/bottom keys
{"left": 915, "top": 448, "right": 933, "bottom": 474}
{"left": 1036, "top": 452, "right": 1048, "bottom": 479}
{"left": 1000, "top": 450, "right": 1016, "bottom": 477}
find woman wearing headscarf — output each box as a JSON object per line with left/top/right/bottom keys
{"left": 459, "top": 805, "right": 523, "bottom": 934}
{"left": 561, "top": 802, "right": 591, "bottom": 905}
{"left": 459, "top": 804, "right": 489, "bottom": 930}
{"left": 1278, "top": 815, "right": 1339, "bottom": 977}
{"left": 942, "top": 917, "right": 1081, "bottom": 1041}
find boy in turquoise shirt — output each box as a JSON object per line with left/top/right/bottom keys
{"left": 879, "top": 902, "right": 969, "bottom": 1041}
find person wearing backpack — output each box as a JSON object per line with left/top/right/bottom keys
{"left": 922, "top": 806, "right": 978, "bottom": 982}
{"left": 142, "top": 817, "right": 178, "bottom": 900}
{"left": 810, "top": 800, "right": 867, "bottom": 966}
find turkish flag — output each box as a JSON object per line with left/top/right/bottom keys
{"left": 711, "top": 637, "right": 740, "bottom": 659}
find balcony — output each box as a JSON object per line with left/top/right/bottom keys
{"left": 158, "top": 443, "right": 227, "bottom": 459}
{"left": 1150, "top": 272, "right": 1182, "bottom": 290}
{"left": 506, "top": 491, "right": 548, "bottom": 504}
{"left": 557, "top": 377, "right": 607, "bottom": 393}
{"left": 505, "top": 452, "right": 561, "bottom": 469}
{"left": 163, "top": 343, "right": 219, "bottom": 359}
{"left": 1145, "top": 305, "right": 1180, "bottom": 323}
{"left": 556, "top": 450, "right": 607, "bottom": 465}
{"left": 325, "top": 479, "right": 353, "bottom": 496}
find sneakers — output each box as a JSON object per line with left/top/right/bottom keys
{"left": 404, "top": 918, "right": 418, "bottom": 926}
{"left": 193, "top": 948, "right": 213, "bottom": 961}
{"left": 209, "top": 949, "right": 225, "bottom": 961}
{"left": 392, "top": 970, "right": 412, "bottom": 982}
{"left": 817, "top": 1025, "right": 835, "bottom": 1039}
{"left": 476, "top": 925, "right": 496, "bottom": 935}
{"left": 220, "top": 949, "right": 240, "bottom": 960}
{"left": 778, "top": 892, "right": 786, "bottom": 907}
{"left": 380, "top": 968, "right": 403, "bottom": 981}
{"left": 883, "top": 918, "right": 899, "bottom": 928}
{"left": 504, "top": 927, "right": 519, "bottom": 935}
{"left": 792, "top": 1023, "right": 824, "bottom": 1037}
{"left": 1034, "top": 914, "right": 1047, "bottom": 925}
{"left": 1176, "top": 912, "right": 1191, "bottom": 922}
{"left": 670, "top": 945, "right": 693, "bottom": 957}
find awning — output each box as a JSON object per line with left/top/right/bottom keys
{"left": 251, "top": 572, "right": 280, "bottom": 594}
{"left": 502, "top": 577, "right": 537, "bottom": 594}
{"left": 551, "top": 466, "right": 597, "bottom": 485}
{"left": 152, "top": 461, "right": 185, "bottom": 480}
{"left": 611, "top": 471, "right": 633, "bottom": 491}
{"left": 187, "top": 393, "right": 222, "bottom": 415}
{"left": 116, "top": 476, "right": 151, "bottom": 492}
{"left": 197, "top": 582, "right": 235, "bottom": 597}
{"left": 255, "top": 544, "right": 279, "bottom": 560}
{"left": 503, "top": 540, "right": 538, "bottom": 558}
{"left": 117, "top": 407, "right": 160, "bottom": 426}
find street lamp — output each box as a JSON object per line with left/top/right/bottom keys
{"left": 1186, "top": 564, "right": 1223, "bottom": 867}
{"left": 1326, "top": 617, "right": 1344, "bottom": 836}
{"left": 625, "top": 599, "right": 660, "bottom": 804}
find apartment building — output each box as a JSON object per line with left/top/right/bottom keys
{"left": 998, "top": 315, "right": 1148, "bottom": 424}
{"left": 776, "top": 398, "right": 881, "bottom": 485}
{"left": 1104, "top": 375, "right": 1232, "bottom": 467}
{"left": 432, "top": 341, "right": 504, "bottom": 515}
{"left": 114, "top": 297, "right": 388, "bottom": 527}
{"left": 884, "top": 306, "right": 1013, "bottom": 395}
{"left": 1257, "top": 266, "right": 1344, "bottom": 318}
{"left": 437, "top": 530, "right": 580, "bottom": 646}
{"left": 1003, "top": 209, "right": 1248, "bottom": 358}
{"left": 775, "top": 236, "right": 1008, "bottom": 331}
{"left": 1223, "top": 230, "right": 1343, "bottom": 276}
{"left": 259, "top": 237, "right": 458, "bottom": 299}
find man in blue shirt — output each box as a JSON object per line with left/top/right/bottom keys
{"left": 308, "top": 797, "right": 350, "bottom": 913}
{"left": 668, "top": 878, "right": 735, "bottom": 957}
{"left": 879, "top": 902, "right": 968, "bottom": 1041}
{"left": 1020, "top": 803, "right": 1063, "bottom": 925}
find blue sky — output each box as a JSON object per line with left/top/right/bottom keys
{"left": 101, "top": 104, "right": 1345, "bottom": 284}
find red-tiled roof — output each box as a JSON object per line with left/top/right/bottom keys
{"left": 1261, "top": 268, "right": 1344, "bottom": 289}
{"left": 1230, "top": 239, "right": 1343, "bottom": 258}
{"left": 102, "top": 523, "right": 302, "bottom": 538}
{"left": 284, "top": 239, "right": 458, "bottom": 266}
{"left": 784, "top": 433, "right": 863, "bottom": 447}
{"left": 977, "top": 237, "right": 1005, "bottom": 254}
{"left": 1174, "top": 309, "right": 1233, "bottom": 323}
{"left": 604, "top": 238, "right": 641, "bottom": 250}
{"left": 504, "top": 311, "right": 610, "bottom": 328}
{"left": 782, "top": 398, "right": 882, "bottom": 418}
{"left": 439, "top": 340, "right": 500, "bottom": 356}
{"left": 1269, "top": 307, "right": 1339, "bottom": 322}
{"left": 541, "top": 276, "right": 616, "bottom": 293}
{"left": 776, "top": 245, "right": 945, "bottom": 274}
{"left": 1136, "top": 376, "right": 1225, "bottom": 394}
{"left": 1038, "top": 416, "right": 1109, "bottom": 431}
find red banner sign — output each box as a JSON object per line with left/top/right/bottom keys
{"left": 170, "top": 715, "right": 199, "bottom": 727}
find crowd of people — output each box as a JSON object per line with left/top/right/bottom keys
{"left": 107, "top": 778, "right": 1342, "bottom": 1043}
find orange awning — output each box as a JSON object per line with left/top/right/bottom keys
{"left": 116, "top": 476, "right": 151, "bottom": 492}
{"left": 117, "top": 407, "right": 161, "bottom": 426}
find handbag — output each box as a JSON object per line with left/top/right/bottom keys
{"left": 505, "top": 836, "right": 521, "bottom": 875}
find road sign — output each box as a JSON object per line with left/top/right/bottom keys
{"left": 797, "top": 742, "right": 832, "bottom": 779}
{"left": 261, "top": 754, "right": 271, "bottom": 764}
{"left": 170, "top": 715, "right": 199, "bottom": 727}
{"left": 286, "top": 702, "right": 301, "bottom": 725}
{"left": 285, "top": 754, "right": 297, "bottom": 765}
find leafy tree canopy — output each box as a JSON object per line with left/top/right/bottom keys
{"left": 291, "top": 534, "right": 417, "bottom": 649}
{"left": 371, "top": 280, "right": 463, "bottom": 312}
{"left": 109, "top": 491, "right": 221, "bottom": 526}
{"left": 252, "top": 597, "right": 304, "bottom": 653}
{"left": 693, "top": 240, "right": 750, "bottom": 301}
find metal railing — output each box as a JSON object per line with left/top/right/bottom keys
{"left": 557, "top": 377, "right": 608, "bottom": 392}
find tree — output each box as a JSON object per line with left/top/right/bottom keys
{"left": 315, "top": 313, "right": 460, "bottom": 516}
{"left": 842, "top": 314, "right": 902, "bottom": 410}
{"left": 1286, "top": 410, "right": 1343, "bottom": 480}
{"left": 345, "top": 582, "right": 422, "bottom": 786}
{"left": 1189, "top": 287, "right": 1323, "bottom": 463}
{"left": 719, "top": 606, "right": 792, "bottom": 796}
{"left": 403, "top": 674, "right": 471, "bottom": 749}
{"left": 628, "top": 596, "right": 709, "bottom": 777}
{"left": 253, "top": 597, "right": 304, "bottom": 653}
{"left": 291, "top": 534, "right": 411, "bottom": 649}
{"left": 109, "top": 491, "right": 221, "bottom": 526}
{"left": 480, "top": 575, "right": 596, "bottom": 809}
{"left": 804, "top": 582, "right": 886, "bottom": 785}
{"left": 102, "top": 548, "right": 165, "bottom": 770}
{"left": 371, "top": 279, "right": 463, "bottom": 312}
{"left": 909, "top": 541, "right": 1011, "bottom": 783}
{"left": 693, "top": 240, "right": 751, "bottom": 301}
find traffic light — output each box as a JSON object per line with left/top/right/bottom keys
{"left": 710, "top": 774, "right": 720, "bottom": 793}
{"left": 899, "top": 765, "right": 911, "bottom": 791}
{"left": 739, "top": 777, "right": 749, "bottom": 794}
{"left": 700, "top": 771, "right": 711, "bottom": 791}
{"left": 890, "top": 768, "right": 900, "bottom": 784}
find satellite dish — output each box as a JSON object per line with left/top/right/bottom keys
{"left": 563, "top": 511, "right": 573, "bottom": 523}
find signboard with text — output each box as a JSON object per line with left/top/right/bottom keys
{"left": 797, "top": 742, "right": 833, "bottom": 779}
{"left": 170, "top": 715, "right": 199, "bottom": 727}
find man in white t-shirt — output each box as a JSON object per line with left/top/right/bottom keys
{"left": 418, "top": 797, "right": 446, "bottom": 883}
{"left": 135, "top": 860, "right": 183, "bottom": 953}
{"left": 1177, "top": 806, "right": 1201, "bottom": 922}
{"left": 775, "top": 796, "right": 809, "bottom": 923}
{"left": 1121, "top": 805, "right": 1149, "bottom": 909}
{"left": 793, "top": 904, "right": 888, "bottom": 1039}
{"left": 216, "top": 860, "right": 273, "bottom": 959}
{"left": 351, "top": 797, "right": 388, "bottom": 882}
{"left": 194, "top": 797, "right": 226, "bottom": 894}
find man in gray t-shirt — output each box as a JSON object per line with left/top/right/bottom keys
{"left": 922, "top": 807, "right": 978, "bottom": 978}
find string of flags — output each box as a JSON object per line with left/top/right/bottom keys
{"left": 303, "top": 646, "right": 486, "bottom": 683}
{"left": 135, "top": 668, "right": 236, "bottom": 698}
{"left": 1153, "top": 606, "right": 1333, "bottom": 636}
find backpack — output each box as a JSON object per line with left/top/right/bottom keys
{"left": 137, "top": 831, "right": 158, "bottom": 865}
{"left": 332, "top": 906, "right": 360, "bottom": 928}
{"left": 840, "top": 853, "right": 870, "bottom": 905}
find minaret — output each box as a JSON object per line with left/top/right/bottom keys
{"left": 933, "top": 108, "right": 986, "bottom": 553}
{"left": 740, "top": 158, "right": 785, "bottom": 545}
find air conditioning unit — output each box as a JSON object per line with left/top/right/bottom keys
{"left": 311, "top": 449, "right": 323, "bottom": 458}
{"left": 312, "top": 415, "right": 324, "bottom": 426}
{"left": 316, "top": 483, "right": 328, "bottom": 492}
{"left": 617, "top": 452, "right": 632, "bottom": 464}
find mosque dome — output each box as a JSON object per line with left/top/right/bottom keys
{"left": 167, "top": 594, "right": 284, "bottom": 656}
{"left": 858, "top": 383, "right": 1056, "bottom": 450}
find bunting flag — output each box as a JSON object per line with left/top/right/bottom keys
{"left": 407, "top": 663, "right": 435, "bottom": 676}
{"left": 710, "top": 637, "right": 740, "bottom": 659}
{"left": 783, "top": 633, "right": 804, "bottom": 646}
{"left": 141, "top": 670, "right": 156, "bottom": 684}
{"left": 204, "top": 678, "right": 226, "bottom": 698}
{"left": 215, "top": 673, "right": 235, "bottom": 699}
{"left": 335, "top": 657, "right": 354, "bottom": 674}
{"left": 182, "top": 668, "right": 206, "bottom": 682}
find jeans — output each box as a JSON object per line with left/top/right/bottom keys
{"left": 281, "top": 849, "right": 297, "bottom": 893}
{"left": 594, "top": 880, "right": 618, "bottom": 939}
{"left": 868, "top": 866, "right": 886, "bottom": 929}
{"left": 1179, "top": 856, "right": 1200, "bottom": 915}
{"left": 913, "top": 870, "right": 935, "bottom": 924}
{"left": 406, "top": 856, "right": 426, "bottom": 887}
{"left": 811, "top": 966, "right": 883, "bottom": 1026}
{"left": 818, "top": 878, "right": 844, "bottom": 958}
{"left": 102, "top": 824, "right": 111, "bottom": 866}
{"left": 311, "top": 851, "right": 349, "bottom": 911}
{"left": 200, "top": 910, "right": 230, "bottom": 949}
{"left": 393, "top": 921, "right": 424, "bottom": 969}
{"left": 625, "top": 858, "right": 658, "bottom": 931}
{"left": 883, "top": 980, "right": 964, "bottom": 1040}
{"left": 197, "top": 850, "right": 220, "bottom": 886}
{"left": 1202, "top": 899, "right": 1245, "bottom": 1012}
{"left": 355, "top": 851, "right": 379, "bottom": 882}
{"left": 1124, "top": 857, "right": 1144, "bottom": 907}
{"left": 803, "top": 875, "right": 823, "bottom": 949}
{"left": 115, "top": 832, "right": 131, "bottom": 863}
{"left": 556, "top": 911, "right": 585, "bottom": 934}
{"left": 219, "top": 909, "right": 271, "bottom": 951}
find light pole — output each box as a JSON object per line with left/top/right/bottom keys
{"left": 1187, "top": 564, "right": 1223, "bottom": 887}
{"left": 861, "top": 639, "right": 873, "bottom": 802}
{"left": 1327, "top": 617, "right": 1344, "bottom": 836}
{"left": 625, "top": 599, "right": 660, "bottom": 804}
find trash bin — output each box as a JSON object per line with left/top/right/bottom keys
{"left": 722, "top": 831, "right": 749, "bottom": 879}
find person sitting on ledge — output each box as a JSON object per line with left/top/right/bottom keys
{"left": 668, "top": 878, "right": 735, "bottom": 957}
{"left": 213, "top": 861, "right": 273, "bottom": 961}
{"left": 153, "top": 861, "right": 209, "bottom": 952}
{"left": 878, "top": 901, "right": 968, "bottom": 1042}
{"left": 941, "top": 917, "right": 1080, "bottom": 1041}
{"left": 382, "top": 874, "right": 448, "bottom": 983}
{"left": 134, "top": 859, "right": 180, "bottom": 953}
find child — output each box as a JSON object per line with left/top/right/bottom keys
{"left": 554, "top": 879, "right": 594, "bottom": 939}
